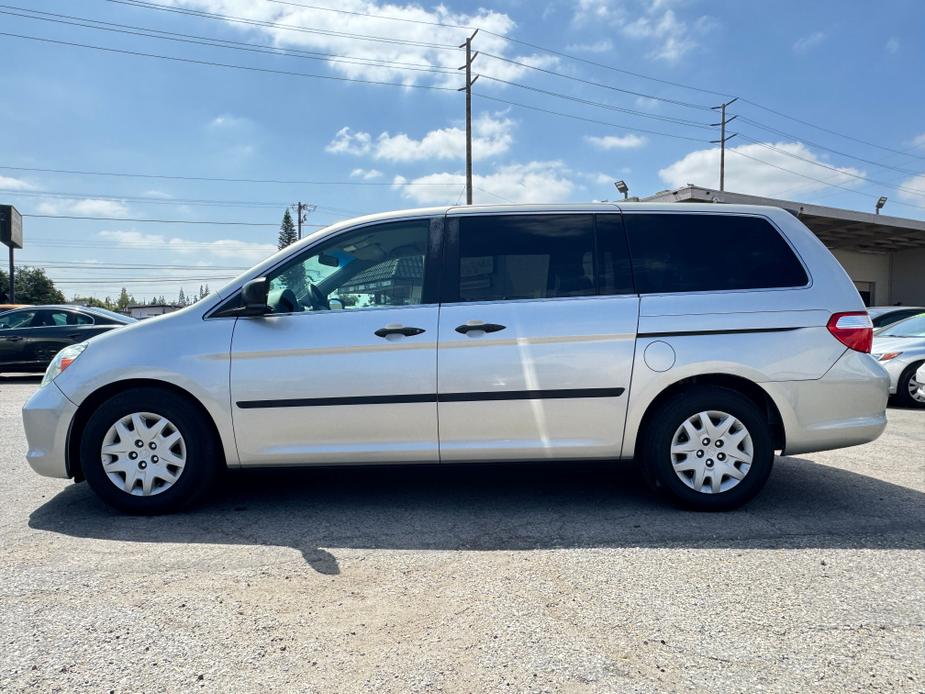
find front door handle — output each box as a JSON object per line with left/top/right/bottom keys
{"left": 455, "top": 322, "right": 506, "bottom": 335}
{"left": 3, "top": 335, "right": 23, "bottom": 342}
{"left": 375, "top": 325, "right": 426, "bottom": 338}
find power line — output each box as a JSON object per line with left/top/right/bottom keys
{"left": 738, "top": 116, "right": 924, "bottom": 176}
{"left": 472, "top": 92, "right": 710, "bottom": 143}
{"left": 480, "top": 74, "right": 714, "bottom": 130}
{"left": 24, "top": 260, "right": 250, "bottom": 269}
{"left": 0, "top": 31, "right": 460, "bottom": 93}
{"left": 0, "top": 164, "right": 476, "bottom": 187}
{"left": 0, "top": 5, "right": 460, "bottom": 77}
{"left": 736, "top": 135, "right": 925, "bottom": 196}
{"left": 478, "top": 52, "right": 711, "bottom": 111}
{"left": 257, "top": 0, "right": 475, "bottom": 31}
{"left": 0, "top": 7, "right": 721, "bottom": 137}
{"left": 104, "top": 0, "right": 462, "bottom": 50}
{"left": 725, "top": 149, "right": 925, "bottom": 211}
{"left": 104, "top": 0, "right": 919, "bottom": 165}
{"left": 738, "top": 98, "right": 925, "bottom": 163}
{"left": 21, "top": 213, "right": 308, "bottom": 227}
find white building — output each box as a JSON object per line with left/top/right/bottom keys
{"left": 125, "top": 304, "right": 180, "bottom": 320}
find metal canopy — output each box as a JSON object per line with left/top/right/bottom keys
{"left": 643, "top": 186, "right": 925, "bottom": 254}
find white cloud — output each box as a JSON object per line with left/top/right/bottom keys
{"left": 326, "top": 127, "right": 372, "bottom": 156}
{"left": 584, "top": 134, "right": 647, "bottom": 150}
{"left": 350, "top": 168, "right": 383, "bottom": 179}
{"left": 327, "top": 113, "right": 515, "bottom": 162}
{"left": 572, "top": 0, "right": 711, "bottom": 63}
{"left": 393, "top": 160, "right": 575, "bottom": 205}
{"left": 658, "top": 141, "right": 865, "bottom": 196}
{"left": 0, "top": 175, "right": 37, "bottom": 191}
{"left": 37, "top": 198, "right": 130, "bottom": 217}
{"left": 793, "top": 31, "right": 827, "bottom": 54}
{"left": 885, "top": 37, "right": 900, "bottom": 54}
{"left": 165, "top": 1, "right": 557, "bottom": 86}
{"left": 897, "top": 174, "right": 925, "bottom": 203}
{"left": 911, "top": 133, "right": 925, "bottom": 150}
{"left": 99, "top": 230, "right": 276, "bottom": 263}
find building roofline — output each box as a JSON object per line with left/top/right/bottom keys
{"left": 643, "top": 185, "right": 925, "bottom": 233}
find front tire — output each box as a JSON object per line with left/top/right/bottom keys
{"left": 80, "top": 388, "right": 219, "bottom": 514}
{"left": 894, "top": 362, "right": 925, "bottom": 408}
{"left": 642, "top": 386, "right": 775, "bottom": 511}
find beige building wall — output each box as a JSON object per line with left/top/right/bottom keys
{"left": 830, "top": 249, "right": 893, "bottom": 305}
{"left": 890, "top": 248, "right": 925, "bottom": 306}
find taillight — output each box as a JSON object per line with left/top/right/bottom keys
{"left": 827, "top": 312, "right": 873, "bottom": 353}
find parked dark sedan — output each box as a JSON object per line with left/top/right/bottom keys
{"left": 0, "top": 305, "right": 135, "bottom": 373}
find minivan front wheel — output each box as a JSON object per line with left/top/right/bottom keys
{"left": 643, "top": 387, "right": 774, "bottom": 510}
{"left": 80, "top": 388, "right": 219, "bottom": 514}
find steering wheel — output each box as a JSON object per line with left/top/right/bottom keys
{"left": 304, "top": 281, "right": 330, "bottom": 311}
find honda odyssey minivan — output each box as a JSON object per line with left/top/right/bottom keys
{"left": 22, "top": 203, "right": 890, "bottom": 513}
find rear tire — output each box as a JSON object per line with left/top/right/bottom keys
{"left": 894, "top": 362, "right": 925, "bottom": 408}
{"left": 642, "top": 386, "right": 774, "bottom": 511}
{"left": 80, "top": 387, "right": 219, "bottom": 514}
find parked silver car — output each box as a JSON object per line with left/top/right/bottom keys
{"left": 867, "top": 306, "right": 925, "bottom": 330}
{"left": 22, "top": 204, "right": 890, "bottom": 513}
{"left": 872, "top": 313, "right": 925, "bottom": 407}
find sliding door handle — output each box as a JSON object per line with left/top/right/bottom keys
{"left": 375, "top": 325, "right": 426, "bottom": 338}
{"left": 455, "top": 322, "right": 506, "bottom": 335}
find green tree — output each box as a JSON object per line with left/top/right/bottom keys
{"left": 178, "top": 288, "right": 187, "bottom": 306}
{"left": 116, "top": 288, "right": 135, "bottom": 311}
{"left": 278, "top": 208, "right": 297, "bottom": 249}
{"left": 0, "top": 266, "right": 65, "bottom": 304}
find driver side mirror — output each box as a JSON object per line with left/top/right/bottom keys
{"left": 239, "top": 277, "right": 270, "bottom": 316}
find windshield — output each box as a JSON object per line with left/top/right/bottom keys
{"left": 880, "top": 314, "right": 925, "bottom": 338}
{"left": 85, "top": 307, "right": 137, "bottom": 323}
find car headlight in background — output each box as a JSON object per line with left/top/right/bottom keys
{"left": 41, "top": 343, "right": 88, "bottom": 387}
{"left": 873, "top": 352, "right": 903, "bottom": 362}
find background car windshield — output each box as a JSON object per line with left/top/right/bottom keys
{"left": 881, "top": 314, "right": 925, "bottom": 337}
{"left": 86, "top": 307, "right": 137, "bottom": 323}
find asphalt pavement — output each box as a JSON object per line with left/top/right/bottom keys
{"left": 1, "top": 376, "right": 923, "bottom": 692}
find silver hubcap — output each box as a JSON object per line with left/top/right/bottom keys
{"left": 671, "top": 410, "right": 753, "bottom": 495}
{"left": 100, "top": 412, "right": 186, "bottom": 496}
{"left": 909, "top": 375, "right": 925, "bottom": 403}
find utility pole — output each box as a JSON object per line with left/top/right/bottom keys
{"left": 290, "top": 201, "right": 316, "bottom": 240}
{"left": 710, "top": 97, "right": 738, "bottom": 192}
{"left": 458, "top": 29, "right": 479, "bottom": 205}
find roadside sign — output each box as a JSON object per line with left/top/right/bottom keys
{"left": 0, "top": 204, "right": 23, "bottom": 249}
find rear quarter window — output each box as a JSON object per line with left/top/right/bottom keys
{"left": 624, "top": 213, "right": 808, "bottom": 294}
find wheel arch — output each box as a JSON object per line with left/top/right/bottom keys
{"left": 632, "top": 373, "right": 786, "bottom": 460}
{"left": 66, "top": 378, "right": 225, "bottom": 480}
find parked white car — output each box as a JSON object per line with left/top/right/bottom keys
{"left": 22, "top": 204, "right": 889, "bottom": 513}
{"left": 872, "top": 313, "right": 925, "bottom": 407}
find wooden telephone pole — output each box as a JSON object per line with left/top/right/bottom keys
{"left": 458, "top": 29, "right": 479, "bottom": 205}
{"left": 291, "top": 201, "right": 316, "bottom": 240}
{"left": 711, "top": 97, "right": 738, "bottom": 191}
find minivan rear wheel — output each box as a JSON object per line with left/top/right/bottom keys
{"left": 642, "top": 386, "right": 774, "bottom": 511}
{"left": 80, "top": 388, "right": 219, "bottom": 514}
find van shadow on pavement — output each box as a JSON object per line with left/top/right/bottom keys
{"left": 29, "top": 457, "right": 925, "bottom": 575}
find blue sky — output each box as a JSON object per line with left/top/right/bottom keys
{"left": 0, "top": 0, "right": 922, "bottom": 301}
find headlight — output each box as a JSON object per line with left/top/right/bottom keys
{"left": 874, "top": 352, "right": 903, "bottom": 362}
{"left": 41, "top": 343, "right": 88, "bottom": 386}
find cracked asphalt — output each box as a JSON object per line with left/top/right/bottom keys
{"left": 1, "top": 375, "right": 923, "bottom": 692}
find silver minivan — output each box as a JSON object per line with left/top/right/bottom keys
{"left": 22, "top": 203, "right": 890, "bottom": 513}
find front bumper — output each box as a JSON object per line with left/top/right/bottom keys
{"left": 764, "top": 349, "right": 890, "bottom": 456}
{"left": 22, "top": 382, "right": 78, "bottom": 479}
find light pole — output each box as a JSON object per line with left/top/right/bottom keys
{"left": 614, "top": 180, "right": 629, "bottom": 200}
{"left": 875, "top": 196, "right": 887, "bottom": 215}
